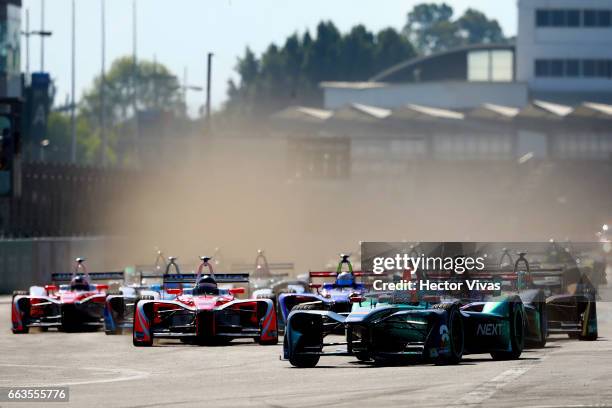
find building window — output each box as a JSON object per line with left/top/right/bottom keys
{"left": 535, "top": 59, "right": 612, "bottom": 78}
{"left": 550, "top": 60, "right": 564, "bottom": 77}
{"left": 535, "top": 60, "right": 549, "bottom": 77}
{"left": 468, "top": 49, "right": 514, "bottom": 82}
{"left": 584, "top": 10, "right": 597, "bottom": 26}
{"left": 567, "top": 10, "right": 581, "bottom": 27}
{"left": 566, "top": 59, "right": 580, "bottom": 77}
{"left": 536, "top": 10, "right": 549, "bottom": 27}
{"left": 583, "top": 60, "right": 597, "bottom": 77}
{"left": 601, "top": 10, "right": 612, "bottom": 26}
{"left": 536, "top": 9, "right": 612, "bottom": 27}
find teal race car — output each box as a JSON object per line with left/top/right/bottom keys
{"left": 283, "top": 290, "right": 526, "bottom": 367}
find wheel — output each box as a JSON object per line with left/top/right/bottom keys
{"left": 355, "top": 353, "right": 371, "bottom": 362}
{"left": 527, "top": 293, "right": 547, "bottom": 348}
{"left": 283, "top": 336, "right": 321, "bottom": 368}
{"left": 12, "top": 326, "right": 29, "bottom": 334}
{"left": 257, "top": 336, "right": 278, "bottom": 345}
{"left": 433, "top": 302, "right": 464, "bottom": 365}
{"left": 133, "top": 332, "right": 153, "bottom": 346}
{"left": 579, "top": 301, "right": 598, "bottom": 341}
{"left": 491, "top": 298, "right": 525, "bottom": 360}
{"left": 132, "top": 299, "right": 153, "bottom": 347}
{"left": 11, "top": 293, "right": 30, "bottom": 334}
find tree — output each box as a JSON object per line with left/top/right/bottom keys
{"left": 403, "top": 3, "right": 456, "bottom": 54}
{"left": 226, "top": 22, "right": 415, "bottom": 116}
{"left": 456, "top": 9, "right": 505, "bottom": 45}
{"left": 373, "top": 28, "right": 416, "bottom": 74}
{"left": 81, "top": 57, "right": 183, "bottom": 128}
{"left": 403, "top": 3, "right": 507, "bottom": 54}
{"left": 43, "top": 58, "right": 183, "bottom": 166}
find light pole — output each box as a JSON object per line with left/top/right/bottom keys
{"left": 40, "top": 0, "right": 45, "bottom": 71}
{"left": 100, "top": 0, "right": 107, "bottom": 166}
{"left": 132, "top": 0, "right": 139, "bottom": 160}
{"left": 70, "top": 0, "right": 76, "bottom": 164}
{"left": 206, "top": 52, "right": 213, "bottom": 131}
{"left": 21, "top": 8, "right": 52, "bottom": 79}
{"left": 181, "top": 67, "right": 203, "bottom": 116}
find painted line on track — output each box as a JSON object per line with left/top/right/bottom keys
{"left": 0, "top": 363, "right": 150, "bottom": 387}
{"left": 447, "top": 356, "right": 548, "bottom": 407}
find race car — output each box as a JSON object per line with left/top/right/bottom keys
{"left": 132, "top": 256, "right": 278, "bottom": 346}
{"left": 477, "top": 245, "right": 597, "bottom": 341}
{"left": 277, "top": 254, "right": 370, "bottom": 323}
{"left": 454, "top": 249, "right": 548, "bottom": 348}
{"left": 11, "top": 258, "right": 124, "bottom": 333}
{"left": 104, "top": 253, "right": 181, "bottom": 335}
{"left": 283, "top": 291, "right": 526, "bottom": 367}
{"left": 233, "top": 250, "right": 308, "bottom": 306}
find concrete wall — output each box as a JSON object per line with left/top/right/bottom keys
{"left": 323, "top": 82, "right": 529, "bottom": 110}
{"left": 0, "top": 236, "right": 129, "bottom": 293}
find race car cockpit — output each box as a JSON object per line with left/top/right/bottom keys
{"left": 336, "top": 271, "right": 355, "bottom": 287}
{"left": 192, "top": 275, "right": 220, "bottom": 296}
{"left": 70, "top": 275, "right": 91, "bottom": 291}
{"left": 70, "top": 258, "right": 92, "bottom": 291}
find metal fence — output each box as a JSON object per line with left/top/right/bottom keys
{"left": 0, "top": 162, "right": 141, "bottom": 238}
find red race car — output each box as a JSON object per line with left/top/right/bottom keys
{"left": 11, "top": 258, "right": 124, "bottom": 333}
{"left": 133, "top": 256, "right": 278, "bottom": 346}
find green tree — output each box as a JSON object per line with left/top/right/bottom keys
{"left": 456, "top": 8, "right": 505, "bottom": 45}
{"left": 403, "top": 3, "right": 457, "bottom": 53}
{"left": 81, "top": 57, "right": 183, "bottom": 128}
{"left": 226, "top": 22, "right": 415, "bottom": 115}
{"left": 403, "top": 3, "right": 507, "bottom": 54}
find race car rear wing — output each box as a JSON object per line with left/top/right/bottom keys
{"left": 309, "top": 271, "right": 373, "bottom": 278}
{"left": 163, "top": 273, "right": 250, "bottom": 284}
{"left": 52, "top": 272, "right": 125, "bottom": 282}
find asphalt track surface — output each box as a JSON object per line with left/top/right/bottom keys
{"left": 1, "top": 290, "right": 612, "bottom": 408}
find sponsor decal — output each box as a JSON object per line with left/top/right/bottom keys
{"left": 477, "top": 323, "right": 503, "bottom": 336}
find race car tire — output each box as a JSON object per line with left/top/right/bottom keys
{"left": 132, "top": 300, "right": 153, "bottom": 347}
{"left": 292, "top": 301, "right": 327, "bottom": 311}
{"left": 491, "top": 297, "right": 525, "bottom": 360}
{"left": 579, "top": 301, "right": 598, "bottom": 341}
{"left": 525, "top": 291, "right": 547, "bottom": 349}
{"left": 256, "top": 336, "right": 278, "bottom": 346}
{"left": 11, "top": 292, "right": 30, "bottom": 334}
{"left": 287, "top": 343, "right": 320, "bottom": 368}
{"left": 12, "top": 327, "right": 29, "bottom": 334}
{"left": 355, "top": 353, "right": 371, "bottom": 362}
{"left": 133, "top": 331, "right": 153, "bottom": 347}
{"left": 432, "top": 302, "right": 464, "bottom": 365}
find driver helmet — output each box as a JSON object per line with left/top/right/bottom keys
{"left": 70, "top": 275, "right": 90, "bottom": 291}
{"left": 193, "top": 275, "right": 219, "bottom": 295}
{"left": 336, "top": 271, "right": 354, "bottom": 286}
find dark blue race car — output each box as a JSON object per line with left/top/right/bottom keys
{"left": 278, "top": 255, "right": 371, "bottom": 324}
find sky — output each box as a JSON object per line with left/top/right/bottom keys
{"left": 21, "top": 0, "right": 517, "bottom": 116}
